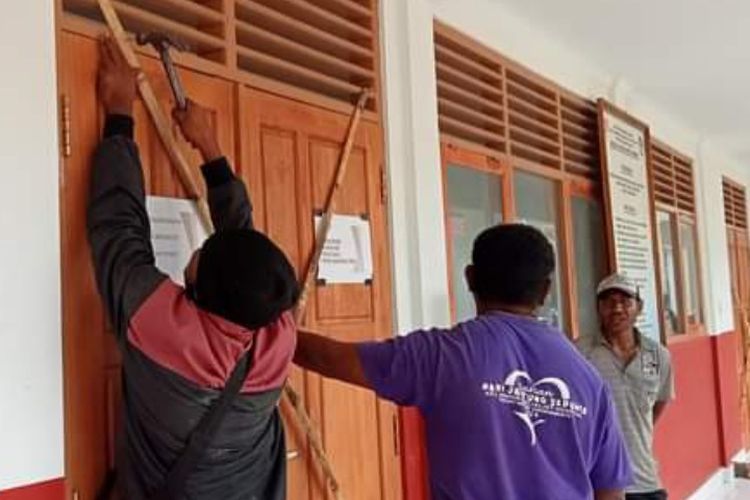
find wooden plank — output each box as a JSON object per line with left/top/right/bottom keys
{"left": 507, "top": 82, "right": 558, "bottom": 116}
{"left": 506, "top": 70, "right": 557, "bottom": 106}
{"left": 434, "top": 21, "right": 504, "bottom": 71}
{"left": 436, "top": 62, "right": 504, "bottom": 101}
{"left": 506, "top": 93, "right": 559, "bottom": 127}
{"left": 68, "top": 0, "right": 225, "bottom": 54}
{"left": 96, "top": 0, "right": 213, "bottom": 229}
{"left": 562, "top": 131, "right": 596, "bottom": 153}
{"left": 563, "top": 147, "right": 596, "bottom": 166}
{"left": 509, "top": 125, "right": 561, "bottom": 155}
{"left": 434, "top": 43, "right": 502, "bottom": 84}
{"left": 235, "top": 0, "right": 373, "bottom": 62}
{"left": 239, "top": 69, "right": 380, "bottom": 115}
{"left": 236, "top": 20, "right": 372, "bottom": 82}
{"left": 561, "top": 108, "right": 596, "bottom": 130}
{"left": 437, "top": 80, "right": 504, "bottom": 117}
{"left": 250, "top": 0, "right": 372, "bottom": 43}
{"left": 564, "top": 160, "right": 597, "bottom": 178}
{"left": 307, "top": 0, "right": 372, "bottom": 23}
{"left": 128, "top": 0, "right": 224, "bottom": 25}
{"left": 510, "top": 143, "right": 561, "bottom": 169}
{"left": 440, "top": 133, "right": 506, "bottom": 157}
{"left": 438, "top": 98, "right": 505, "bottom": 131}
{"left": 508, "top": 109, "right": 560, "bottom": 141}
{"left": 439, "top": 115, "right": 506, "bottom": 147}
{"left": 237, "top": 45, "right": 361, "bottom": 98}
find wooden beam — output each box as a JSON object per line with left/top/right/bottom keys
{"left": 97, "top": 0, "right": 213, "bottom": 232}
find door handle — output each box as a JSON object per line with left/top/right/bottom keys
{"left": 286, "top": 449, "right": 300, "bottom": 461}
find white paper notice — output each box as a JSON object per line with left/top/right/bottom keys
{"left": 602, "top": 110, "right": 661, "bottom": 341}
{"left": 146, "top": 196, "right": 209, "bottom": 286}
{"left": 315, "top": 214, "right": 374, "bottom": 284}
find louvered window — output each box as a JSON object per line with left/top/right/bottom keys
{"left": 64, "top": 0, "right": 228, "bottom": 62}
{"left": 235, "top": 0, "right": 377, "bottom": 109}
{"left": 434, "top": 28, "right": 506, "bottom": 154}
{"left": 649, "top": 140, "right": 703, "bottom": 335}
{"left": 434, "top": 21, "right": 600, "bottom": 178}
{"left": 723, "top": 178, "right": 748, "bottom": 230}
{"left": 650, "top": 140, "right": 696, "bottom": 214}
{"left": 62, "top": 0, "right": 379, "bottom": 110}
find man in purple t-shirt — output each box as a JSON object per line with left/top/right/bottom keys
{"left": 295, "top": 224, "right": 632, "bottom": 499}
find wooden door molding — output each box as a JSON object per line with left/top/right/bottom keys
{"left": 238, "top": 87, "right": 401, "bottom": 500}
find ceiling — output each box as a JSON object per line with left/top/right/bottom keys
{"left": 481, "top": 0, "right": 750, "bottom": 165}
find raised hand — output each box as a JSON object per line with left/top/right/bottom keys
{"left": 97, "top": 35, "right": 138, "bottom": 116}
{"left": 172, "top": 99, "right": 222, "bottom": 162}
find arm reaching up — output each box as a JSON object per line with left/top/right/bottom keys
{"left": 173, "top": 101, "right": 253, "bottom": 231}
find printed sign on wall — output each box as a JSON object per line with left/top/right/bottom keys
{"left": 598, "top": 101, "right": 662, "bottom": 342}
{"left": 146, "top": 196, "right": 208, "bottom": 286}
{"left": 314, "top": 214, "right": 374, "bottom": 285}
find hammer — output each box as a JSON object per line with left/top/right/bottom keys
{"left": 136, "top": 32, "right": 189, "bottom": 110}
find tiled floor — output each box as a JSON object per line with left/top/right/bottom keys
{"left": 715, "top": 478, "right": 750, "bottom": 500}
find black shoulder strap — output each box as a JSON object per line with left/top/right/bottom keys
{"left": 150, "top": 343, "right": 256, "bottom": 500}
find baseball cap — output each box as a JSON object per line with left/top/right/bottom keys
{"left": 596, "top": 273, "right": 640, "bottom": 299}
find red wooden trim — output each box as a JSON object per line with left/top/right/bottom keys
{"left": 0, "top": 479, "right": 65, "bottom": 500}
{"left": 399, "top": 407, "right": 429, "bottom": 500}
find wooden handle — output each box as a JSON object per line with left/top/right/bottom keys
{"left": 97, "top": 0, "right": 212, "bottom": 233}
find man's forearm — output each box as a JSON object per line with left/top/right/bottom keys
{"left": 594, "top": 490, "right": 624, "bottom": 500}
{"left": 294, "top": 329, "right": 371, "bottom": 389}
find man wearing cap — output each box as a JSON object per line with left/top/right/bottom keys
{"left": 90, "top": 37, "right": 298, "bottom": 499}
{"left": 578, "top": 273, "right": 675, "bottom": 500}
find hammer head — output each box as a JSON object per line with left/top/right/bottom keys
{"left": 136, "top": 32, "right": 189, "bottom": 53}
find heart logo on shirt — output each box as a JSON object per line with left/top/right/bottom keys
{"left": 483, "top": 370, "right": 581, "bottom": 446}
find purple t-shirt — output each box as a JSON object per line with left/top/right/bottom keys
{"left": 357, "top": 312, "right": 632, "bottom": 500}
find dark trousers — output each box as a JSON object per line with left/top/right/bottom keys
{"left": 626, "top": 491, "right": 667, "bottom": 500}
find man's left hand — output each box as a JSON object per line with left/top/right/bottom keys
{"left": 97, "top": 35, "right": 138, "bottom": 116}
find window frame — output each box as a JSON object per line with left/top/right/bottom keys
{"left": 440, "top": 142, "right": 605, "bottom": 339}
{"left": 654, "top": 202, "right": 705, "bottom": 337}
{"left": 441, "top": 143, "right": 513, "bottom": 323}
{"left": 649, "top": 139, "right": 705, "bottom": 339}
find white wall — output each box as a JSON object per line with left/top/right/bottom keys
{"left": 381, "top": 0, "right": 746, "bottom": 336}
{"left": 0, "top": 0, "right": 64, "bottom": 491}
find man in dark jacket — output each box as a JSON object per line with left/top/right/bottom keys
{"left": 89, "top": 36, "right": 298, "bottom": 499}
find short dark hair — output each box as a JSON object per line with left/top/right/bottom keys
{"left": 469, "top": 224, "right": 555, "bottom": 306}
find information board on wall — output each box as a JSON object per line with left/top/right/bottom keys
{"left": 598, "top": 101, "right": 662, "bottom": 342}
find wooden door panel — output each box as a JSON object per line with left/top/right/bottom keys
{"left": 60, "top": 31, "right": 109, "bottom": 500}
{"left": 309, "top": 140, "right": 375, "bottom": 323}
{"left": 238, "top": 88, "right": 401, "bottom": 500}
{"left": 728, "top": 228, "right": 750, "bottom": 448}
{"left": 254, "top": 123, "right": 311, "bottom": 499}
{"left": 322, "top": 382, "right": 384, "bottom": 500}
{"left": 60, "top": 30, "right": 236, "bottom": 500}
{"left": 62, "top": 30, "right": 399, "bottom": 500}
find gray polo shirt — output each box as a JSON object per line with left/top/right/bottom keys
{"left": 577, "top": 331, "right": 675, "bottom": 493}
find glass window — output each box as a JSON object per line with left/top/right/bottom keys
{"left": 679, "top": 221, "right": 702, "bottom": 325}
{"left": 572, "top": 197, "right": 607, "bottom": 339}
{"left": 446, "top": 165, "right": 503, "bottom": 322}
{"left": 657, "top": 211, "right": 681, "bottom": 334}
{"left": 514, "top": 171, "right": 566, "bottom": 329}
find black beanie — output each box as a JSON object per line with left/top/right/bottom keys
{"left": 195, "top": 229, "right": 300, "bottom": 330}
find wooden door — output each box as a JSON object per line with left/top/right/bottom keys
{"left": 728, "top": 228, "right": 750, "bottom": 447}
{"left": 60, "top": 30, "right": 401, "bottom": 500}
{"left": 238, "top": 87, "right": 402, "bottom": 500}
{"left": 59, "top": 31, "right": 235, "bottom": 500}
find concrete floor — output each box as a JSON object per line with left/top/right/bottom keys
{"left": 714, "top": 478, "right": 750, "bottom": 500}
